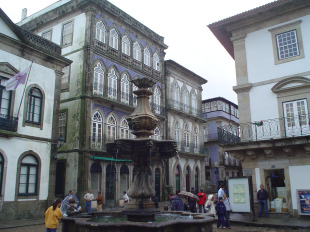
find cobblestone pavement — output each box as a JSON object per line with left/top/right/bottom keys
{"left": 212, "top": 224, "right": 309, "bottom": 232}
{"left": 0, "top": 223, "right": 309, "bottom": 232}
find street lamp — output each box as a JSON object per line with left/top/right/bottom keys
{"left": 57, "top": 135, "right": 65, "bottom": 148}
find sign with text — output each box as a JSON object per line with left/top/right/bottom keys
{"left": 297, "top": 190, "right": 310, "bottom": 216}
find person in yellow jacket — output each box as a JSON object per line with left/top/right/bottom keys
{"left": 45, "top": 198, "right": 63, "bottom": 232}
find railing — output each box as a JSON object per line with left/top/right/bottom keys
{"left": 20, "top": 28, "right": 62, "bottom": 55}
{"left": 218, "top": 114, "right": 310, "bottom": 145}
{"left": 0, "top": 115, "right": 18, "bottom": 132}
{"left": 166, "top": 99, "right": 203, "bottom": 118}
{"left": 176, "top": 143, "right": 206, "bottom": 154}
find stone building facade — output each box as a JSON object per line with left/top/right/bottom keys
{"left": 0, "top": 9, "right": 71, "bottom": 221}
{"left": 208, "top": 0, "right": 310, "bottom": 215}
{"left": 19, "top": 0, "right": 208, "bottom": 207}
{"left": 202, "top": 97, "right": 241, "bottom": 190}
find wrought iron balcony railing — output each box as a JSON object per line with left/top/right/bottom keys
{"left": 166, "top": 99, "right": 202, "bottom": 118}
{"left": 218, "top": 114, "right": 310, "bottom": 145}
{"left": 0, "top": 115, "right": 18, "bottom": 132}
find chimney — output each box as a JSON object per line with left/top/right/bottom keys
{"left": 21, "top": 8, "right": 27, "bottom": 21}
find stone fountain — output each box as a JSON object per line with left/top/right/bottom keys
{"left": 61, "top": 77, "right": 213, "bottom": 232}
{"left": 106, "top": 77, "right": 177, "bottom": 222}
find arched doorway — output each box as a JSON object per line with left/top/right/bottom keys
{"left": 186, "top": 166, "right": 190, "bottom": 192}
{"left": 90, "top": 162, "right": 102, "bottom": 194}
{"left": 120, "top": 165, "right": 129, "bottom": 199}
{"left": 176, "top": 165, "right": 180, "bottom": 194}
{"left": 155, "top": 168, "right": 160, "bottom": 200}
{"left": 195, "top": 167, "right": 199, "bottom": 193}
{"left": 106, "top": 164, "right": 116, "bottom": 206}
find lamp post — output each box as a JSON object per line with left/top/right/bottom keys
{"left": 57, "top": 135, "right": 65, "bottom": 148}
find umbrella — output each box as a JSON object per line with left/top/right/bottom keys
{"left": 178, "top": 191, "right": 199, "bottom": 201}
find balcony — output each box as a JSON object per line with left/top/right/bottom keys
{"left": 218, "top": 114, "right": 310, "bottom": 145}
{"left": 177, "top": 143, "right": 207, "bottom": 155}
{"left": 166, "top": 99, "right": 203, "bottom": 118}
{"left": 0, "top": 115, "right": 18, "bottom": 132}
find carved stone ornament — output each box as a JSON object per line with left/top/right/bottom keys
{"left": 283, "top": 148, "right": 293, "bottom": 156}
{"left": 246, "top": 150, "right": 257, "bottom": 160}
{"left": 264, "top": 149, "right": 274, "bottom": 158}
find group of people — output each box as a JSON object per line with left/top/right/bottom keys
{"left": 45, "top": 189, "right": 104, "bottom": 231}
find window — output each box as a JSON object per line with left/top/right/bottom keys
{"left": 194, "top": 127, "right": 198, "bottom": 153}
{"left": 107, "top": 115, "right": 116, "bottom": 141}
{"left": 132, "top": 84, "right": 138, "bottom": 107}
{"left": 191, "top": 93, "right": 197, "bottom": 115}
{"left": 175, "top": 122, "right": 180, "bottom": 149}
{"left": 121, "top": 74, "right": 130, "bottom": 104}
{"left": 176, "top": 166, "right": 180, "bottom": 194}
{"left": 108, "top": 68, "right": 117, "bottom": 100}
{"left": 93, "top": 63, "right": 104, "bottom": 95}
{"left": 195, "top": 167, "right": 199, "bottom": 193}
{"left": 62, "top": 21, "right": 73, "bottom": 46}
{"left": 133, "top": 42, "right": 141, "bottom": 61}
{"left": 154, "top": 127, "right": 160, "bottom": 140}
{"left": 0, "top": 78, "right": 11, "bottom": 119}
{"left": 186, "top": 166, "right": 190, "bottom": 192}
{"left": 205, "top": 102, "right": 211, "bottom": 112}
{"left": 144, "top": 48, "right": 151, "bottom": 66}
{"left": 173, "top": 83, "right": 180, "bottom": 109}
{"left": 120, "top": 118, "right": 129, "bottom": 139}
{"left": 26, "top": 88, "right": 42, "bottom": 124}
{"left": 182, "top": 89, "right": 189, "bottom": 112}
{"left": 122, "top": 36, "right": 130, "bottom": 56}
{"left": 184, "top": 124, "right": 190, "bottom": 152}
{"left": 283, "top": 99, "right": 309, "bottom": 135}
{"left": 153, "top": 53, "right": 160, "bottom": 71}
{"left": 19, "top": 155, "right": 38, "bottom": 195}
{"left": 217, "top": 101, "right": 223, "bottom": 111}
{"left": 153, "top": 87, "right": 161, "bottom": 114}
{"left": 269, "top": 20, "right": 304, "bottom": 64}
{"left": 42, "top": 30, "right": 52, "bottom": 41}
{"left": 0, "top": 153, "right": 3, "bottom": 194}
{"left": 211, "top": 101, "right": 217, "bottom": 111}
{"left": 61, "top": 65, "right": 70, "bottom": 90}
{"left": 96, "top": 21, "right": 106, "bottom": 43}
{"left": 92, "top": 111, "right": 103, "bottom": 149}
{"left": 276, "top": 30, "right": 299, "bottom": 60}
{"left": 109, "top": 28, "right": 118, "bottom": 50}
{"left": 58, "top": 112, "right": 67, "bottom": 141}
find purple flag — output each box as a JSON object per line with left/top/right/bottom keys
{"left": 5, "top": 66, "right": 30, "bottom": 91}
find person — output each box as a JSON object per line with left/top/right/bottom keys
{"left": 188, "top": 187, "right": 197, "bottom": 213}
{"left": 60, "top": 190, "right": 80, "bottom": 215}
{"left": 223, "top": 193, "right": 232, "bottom": 229}
{"left": 152, "top": 195, "right": 159, "bottom": 209}
{"left": 66, "top": 198, "right": 82, "bottom": 216}
{"left": 197, "top": 189, "right": 207, "bottom": 213}
{"left": 257, "top": 184, "right": 269, "bottom": 218}
{"left": 84, "top": 189, "right": 94, "bottom": 213}
{"left": 123, "top": 191, "right": 129, "bottom": 205}
{"left": 205, "top": 194, "right": 216, "bottom": 217}
{"left": 45, "top": 198, "right": 63, "bottom": 232}
{"left": 215, "top": 196, "right": 226, "bottom": 229}
{"left": 217, "top": 185, "right": 225, "bottom": 199}
{"left": 169, "top": 193, "right": 184, "bottom": 211}
{"left": 96, "top": 191, "right": 103, "bottom": 212}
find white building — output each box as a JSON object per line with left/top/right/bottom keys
{"left": 208, "top": 0, "right": 310, "bottom": 215}
{"left": 0, "top": 9, "right": 71, "bottom": 221}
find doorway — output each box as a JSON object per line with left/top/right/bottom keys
{"left": 264, "top": 169, "right": 286, "bottom": 201}
{"left": 155, "top": 168, "right": 160, "bottom": 200}
{"left": 55, "top": 160, "right": 66, "bottom": 198}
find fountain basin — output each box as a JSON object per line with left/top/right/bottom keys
{"left": 61, "top": 211, "right": 214, "bottom": 232}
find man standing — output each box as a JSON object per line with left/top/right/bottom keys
{"left": 217, "top": 185, "right": 225, "bottom": 199}
{"left": 257, "top": 184, "right": 269, "bottom": 218}
{"left": 123, "top": 191, "right": 129, "bottom": 205}
{"left": 197, "top": 189, "right": 207, "bottom": 213}
{"left": 96, "top": 191, "right": 103, "bottom": 212}
{"left": 84, "top": 189, "right": 94, "bottom": 213}
{"left": 169, "top": 193, "right": 184, "bottom": 211}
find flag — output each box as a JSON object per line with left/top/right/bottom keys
{"left": 253, "top": 121, "right": 263, "bottom": 126}
{"left": 5, "top": 66, "right": 30, "bottom": 91}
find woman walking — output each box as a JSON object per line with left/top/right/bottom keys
{"left": 45, "top": 198, "right": 63, "bottom": 232}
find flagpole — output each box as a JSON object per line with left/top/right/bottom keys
{"left": 17, "top": 61, "right": 34, "bottom": 117}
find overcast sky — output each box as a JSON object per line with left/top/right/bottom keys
{"left": 2, "top": 0, "right": 273, "bottom": 104}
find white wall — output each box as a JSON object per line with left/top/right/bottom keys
{"left": 246, "top": 15, "right": 310, "bottom": 83}
{"left": 289, "top": 165, "right": 310, "bottom": 210}
{"left": 0, "top": 18, "right": 19, "bottom": 40}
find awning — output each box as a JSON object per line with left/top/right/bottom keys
{"left": 91, "top": 156, "right": 132, "bottom": 162}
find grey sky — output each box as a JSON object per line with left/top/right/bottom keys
{"left": 2, "top": 0, "right": 273, "bottom": 104}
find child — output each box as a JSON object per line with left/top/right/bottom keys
{"left": 45, "top": 198, "right": 63, "bottom": 232}
{"left": 205, "top": 194, "right": 216, "bottom": 217}
{"left": 66, "top": 198, "right": 82, "bottom": 216}
{"left": 215, "top": 196, "right": 226, "bottom": 229}
{"left": 96, "top": 191, "right": 103, "bottom": 212}
{"left": 223, "top": 194, "right": 232, "bottom": 229}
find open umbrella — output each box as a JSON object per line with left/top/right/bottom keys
{"left": 178, "top": 191, "right": 199, "bottom": 201}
